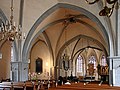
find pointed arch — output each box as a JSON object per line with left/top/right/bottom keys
{"left": 22, "top": 3, "right": 110, "bottom": 64}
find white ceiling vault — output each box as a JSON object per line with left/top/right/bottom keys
{"left": 0, "top": 0, "right": 116, "bottom": 64}
{"left": 26, "top": 3, "right": 109, "bottom": 65}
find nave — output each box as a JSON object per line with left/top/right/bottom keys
{"left": 1, "top": 0, "right": 120, "bottom": 87}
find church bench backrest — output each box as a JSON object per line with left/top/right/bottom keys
{"left": 0, "top": 82, "right": 12, "bottom": 90}
{"left": 12, "top": 82, "right": 25, "bottom": 90}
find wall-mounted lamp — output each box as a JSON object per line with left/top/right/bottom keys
{"left": 0, "top": 52, "right": 2, "bottom": 60}
{"left": 46, "top": 62, "right": 48, "bottom": 67}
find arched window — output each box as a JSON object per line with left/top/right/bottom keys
{"left": 76, "top": 55, "right": 83, "bottom": 72}
{"left": 88, "top": 55, "right": 96, "bottom": 69}
{"left": 100, "top": 55, "right": 107, "bottom": 66}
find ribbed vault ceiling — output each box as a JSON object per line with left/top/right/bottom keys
{"left": 32, "top": 8, "right": 108, "bottom": 58}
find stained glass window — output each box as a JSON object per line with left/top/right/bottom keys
{"left": 88, "top": 55, "right": 96, "bottom": 69}
{"left": 100, "top": 55, "right": 107, "bottom": 66}
{"left": 76, "top": 55, "right": 83, "bottom": 72}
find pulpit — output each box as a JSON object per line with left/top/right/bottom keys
{"left": 99, "top": 66, "right": 109, "bottom": 82}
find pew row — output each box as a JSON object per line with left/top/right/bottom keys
{"left": 49, "top": 82, "right": 120, "bottom": 90}
{"left": 0, "top": 80, "right": 57, "bottom": 90}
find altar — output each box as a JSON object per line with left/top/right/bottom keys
{"left": 85, "top": 63, "right": 95, "bottom": 81}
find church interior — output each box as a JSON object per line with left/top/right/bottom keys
{"left": 0, "top": 0, "right": 120, "bottom": 89}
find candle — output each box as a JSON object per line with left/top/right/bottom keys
{"left": 13, "top": 22, "right": 15, "bottom": 26}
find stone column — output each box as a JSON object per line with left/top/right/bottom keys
{"left": 11, "top": 62, "right": 28, "bottom": 81}
{"left": 108, "top": 57, "right": 113, "bottom": 86}
{"left": 11, "top": 39, "right": 29, "bottom": 82}
{"left": 117, "top": 1, "right": 120, "bottom": 56}
{"left": 108, "top": 56, "right": 120, "bottom": 86}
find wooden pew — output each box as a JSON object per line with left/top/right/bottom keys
{"left": 26, "top": 80, "right": 44, "bottom": 90}
{"left": 49, "top": 80, "right": 57, "bottom": 88}
{"left": 25, "top": 81, "right": 34, "bottom": 90}
{"left": 49, "top": 82, "right": 120, "bottom": 90}
{"left": 12, "top": 82, "right": 25, "bottom": 90}
{"left": 0, "top": 81, "right": 35, "bottom": 90}
{"left": 0, "top": 82, "right": 12, "bottom": 90}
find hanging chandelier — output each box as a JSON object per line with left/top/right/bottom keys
{"left": 62, "top": 26, "right": 70, "bottom": 71}
{"left": 85, "top": 0, "right": 118, "bottom": 17}
{"left": 0, "top": 0, "right": 24, "bottom": 41}
{"left": 62, "top": 49, "right": 70, "bottom": 61}
{"left": 62, "top": 50, "right": 70, "bottom": 71}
